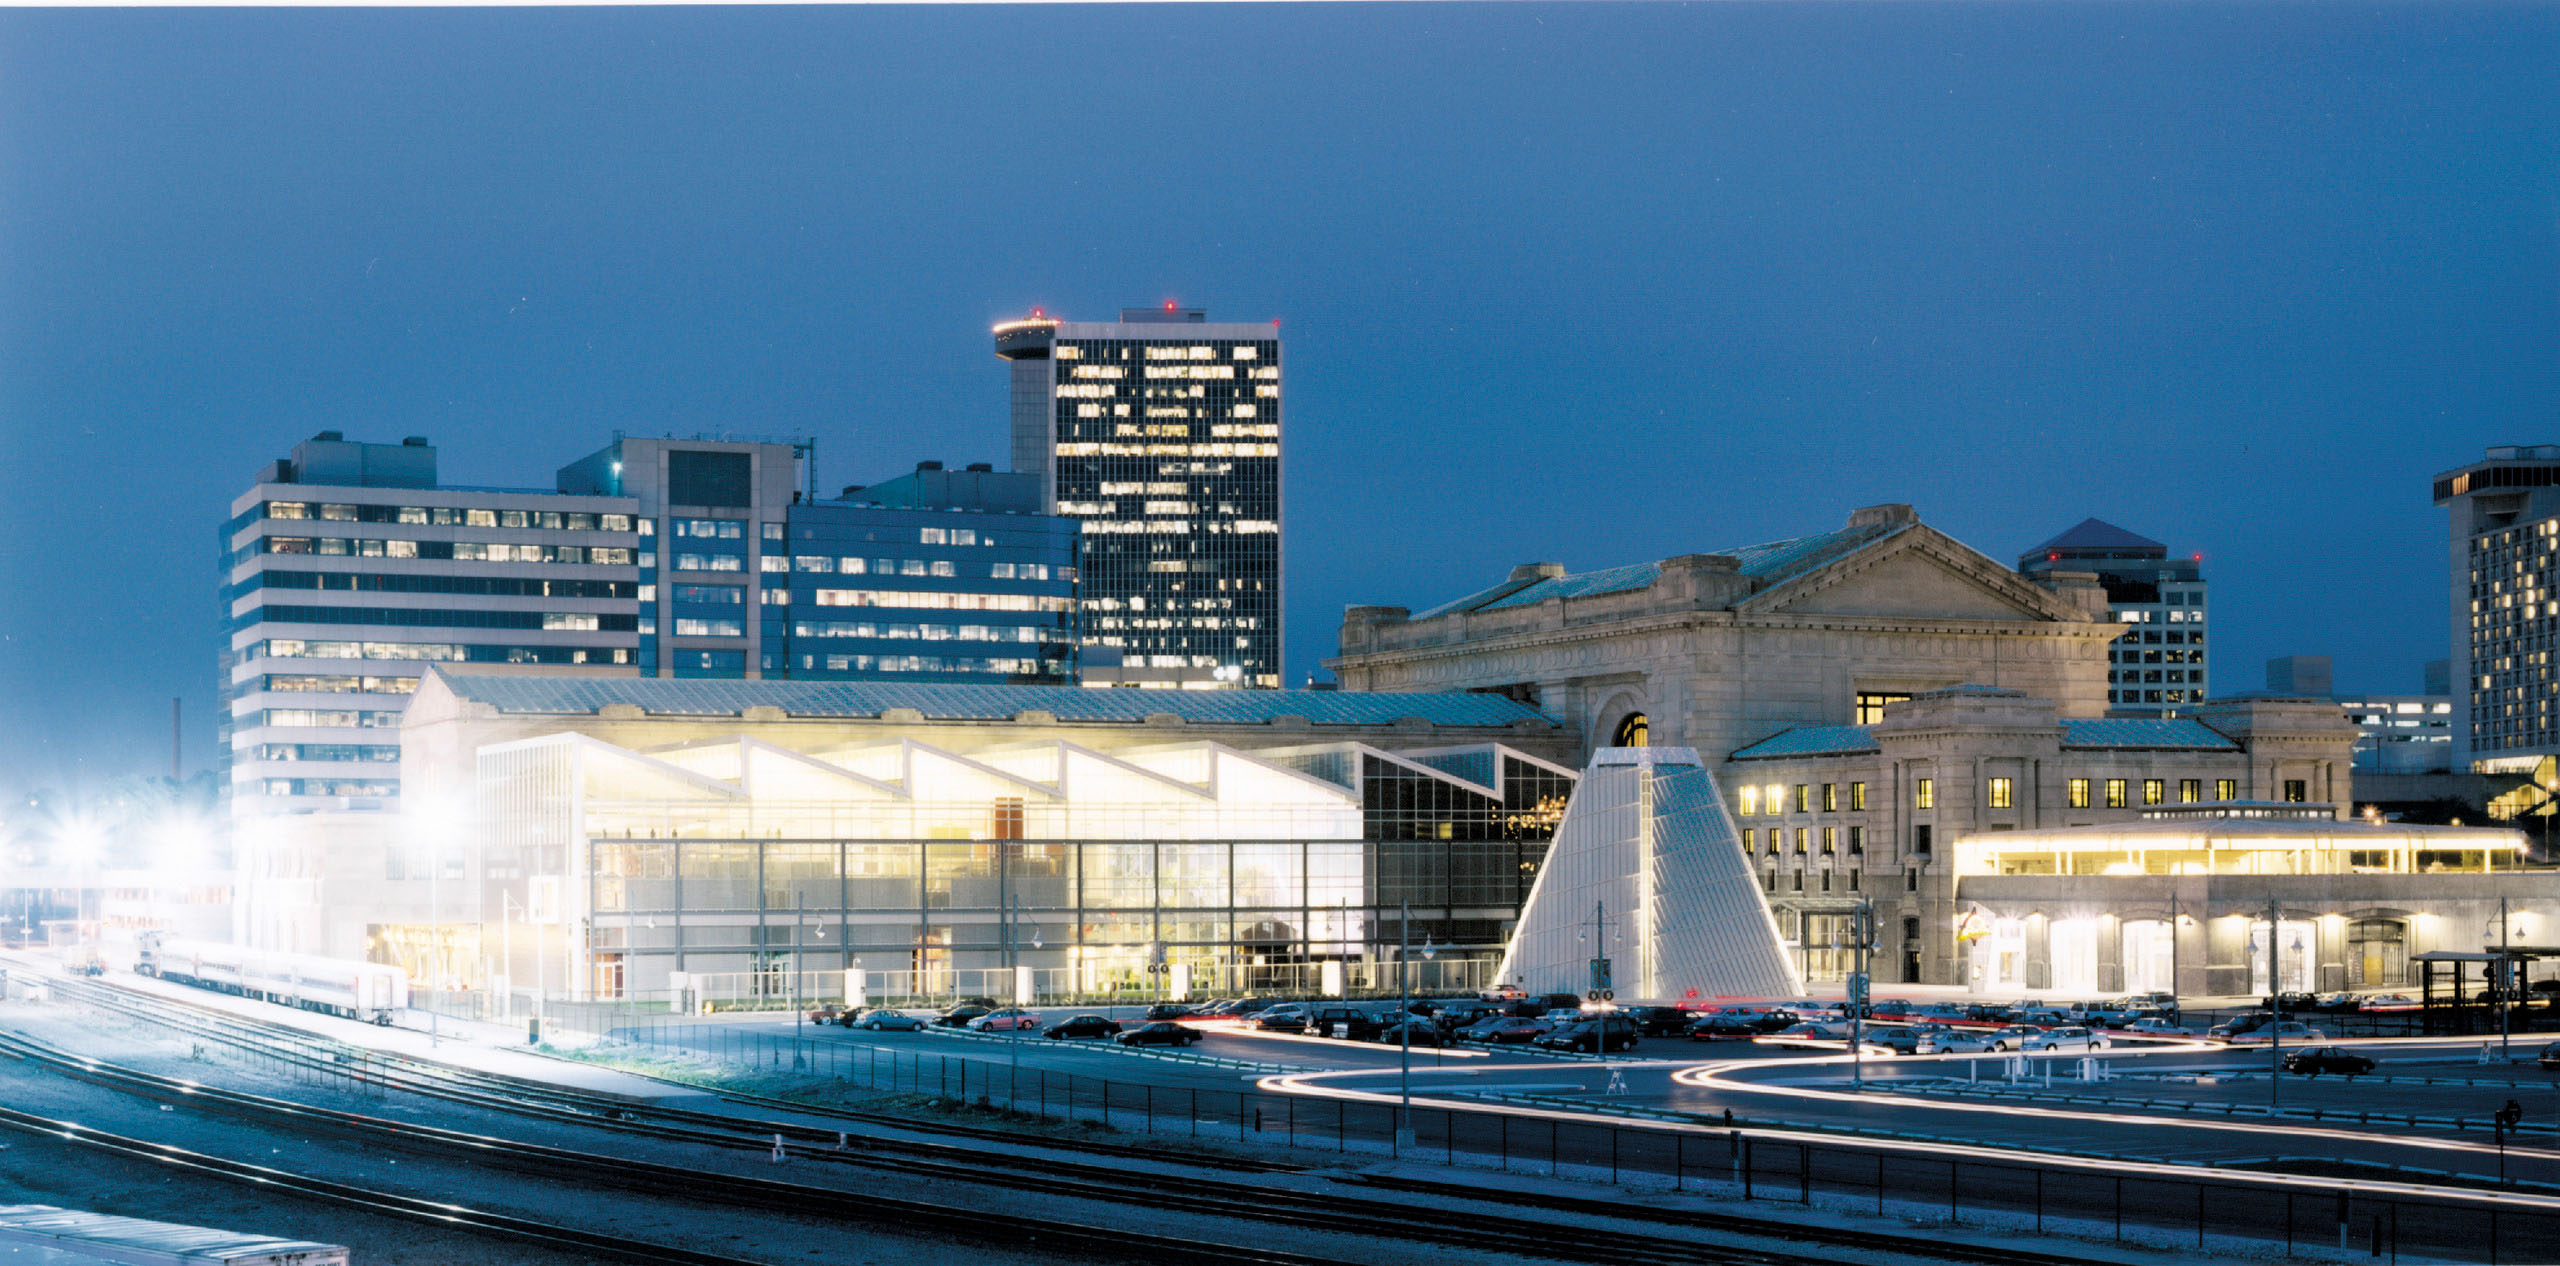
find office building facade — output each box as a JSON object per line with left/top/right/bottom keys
{"left": 2016, "top": 518, "right": 2210, "bottom": 715}
{"left": 2433, "top": 445, "right": 2560, "bottom": 773}
{"left": 222, "top": 433, "right": 646, "bottom": 820}
{"left": 996, "top": 306, "right": 1283, "bottom": 688}
{"left": 779, "top": 464, "right": 1082, "bottom": 683}
{"left": 232, "top": 435, "right": 1086, "bottom": 821}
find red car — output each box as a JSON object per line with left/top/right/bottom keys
{"left": 1469, "top": 1017, "right": 1551, "bottom": 1044}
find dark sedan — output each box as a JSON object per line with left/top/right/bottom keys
{"left": 1142, "top": 1004, "right": 1196, "bottom": 1022}
{"left": 1376, "top": 1019, "right": 1446, "bottom": 1047}
{"left": 1468, "top": 1017, "right": 1553, "bottom": 1044}
{"left": 2282, "top": 1046, "right": 2378, "bottom": 1078}
{"left": 1117, "top": 1021, "right": 1201, "bottom": 1048}
{"left": 1043, "top": 1014, "right": 1125, "bottom": 1041}
{"left": 1625, "top": 1006, "right": 1698, "bottom": 1038}
{"left": 934, "top": 1004, "right": 993, "bottom": 1028}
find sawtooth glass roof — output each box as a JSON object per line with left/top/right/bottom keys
{"left": 429, "top": 671, "right": 1556, "bottom": 729}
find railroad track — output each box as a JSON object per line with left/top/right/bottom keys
{"left": 1, "top": 975, "right": 2107, "bottom": 1266}
{"left": 0, "top": 1100, "right": 761, "bottom": 1265}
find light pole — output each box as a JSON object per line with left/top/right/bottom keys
{"left": 2260, "top": 896, "right": 2282, "bottom": 1109}
{"left": 1397, "top": 901, "right": 1414, "bottom": 1152}
{"left": 1848, "top": 898, "right": 1875, "bottom": 1091}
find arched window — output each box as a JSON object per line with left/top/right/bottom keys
{"left": 1612, "top": 713, "right": 1649, "bottom": 747}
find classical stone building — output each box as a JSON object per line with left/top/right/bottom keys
{"left": 1330, "top": 505, "right": 2121, "bottom": 768}
{"left": 1329, "top": 506, "right": 2362, "bottom": 987}
{"left": 1725, "top": 686, "right": 2359, "bottom": 985}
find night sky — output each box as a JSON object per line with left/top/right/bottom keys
{"left": 1, "top": 4, "right": 2553, "bottom": 796}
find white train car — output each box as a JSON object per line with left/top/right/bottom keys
{"left": 0, "top": 1205, "right": 348, "bottom": 1265}
{"left": 136, "top": 931, "right": 409, "bottom": 1025}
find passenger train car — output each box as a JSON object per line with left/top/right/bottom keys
{"left": 0, "top": 1205, "right": 349, "bottom": 1265}
{"left": 135, "top": 931, "right": 409, "bottom": 1024}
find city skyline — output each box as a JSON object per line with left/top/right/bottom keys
{"left": 1, "top": 4, "right": 2554, "bottom": 795}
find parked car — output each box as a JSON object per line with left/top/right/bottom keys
{"left": 2012, "top": 1008, "right": 2071, "bottom": 1028}
{"left": 1117, "top": 1021, "right": 1201, "bottom": 1048}
{"left": 1188, "top": 999, "right": 1248, "bottom": 1019}
{"left": 1692, "top": 1010, "right": 1793, "bottom": 1039}
{"left": 2538, "top": 1042, "right": 2560, "bottom": 1070}
{"left": 2361, "top": 994, "right": 2420, "bottom": 1012}
{"left": 1536, "top": 1014, "right": 1641, "bottom": 1054}
{"left": 806, "top": 1003, "right": 858, "bottom": 1027}
{"left": 2206, "top": 1012, "right": 2274, "bottom": 1042}
{"left": 1428, "top": 1001, "right": 1504, "bottom": 1029}
{"left": 2021, "top": 1026, "right": 2110, "bottom": 1052}
{"left": 1468, "top": 1017, "right": 1552, "bottom": 1044}
{"left": 1910, "top": 1003, "right": 1975, "bottom": 1025}
{"left": 968, "top": 1008, "right": 1042, "bottom": 1032}
{"left": 1771, "top": 1021, "right": 1851, "bottom": 1041}
{"left": 1141, "top": 1004, "right": 1196, "bottom": 1022}
{"left": 1625, "top": 1006, "right": 1697, "bottom": 1038}
{"left": 1306, "top": 1006, "right": 1387, "bottom": 1040}
{"left": 2127, "top": 991, "right": 2178, "bottom": 1009}
{"left": 1254, "top": 1004, "right": 1311, "bottom": 1032}
{"left": 934, "top": 1004, "right": 993, "bottom": 1028}
{"left": 1043, "top": 1014, "right": 1123, "bottom": 1040}
{"left": 2272, "top": 992, "right": 2320, "bottom": 1012}
{"left": 2283, "top": 1046, "right": 2377, "bottom": 1077}
{"left": 1915, "top": 1029, "right": 1994, "bottom": 1054}
{"left": 2311, "top": 992, "right": 2363, "bottom": 1013}
{"left": 2121, "top": 1017, "right": 2198, "bottom": 1038}
{"left": 1376, "top": 1019, "right": 1446, "bottom": 1047}
{"left": 1862, "top": 1028, "right": 1921, "bottom": 1055}
{"left": 2222, "top": 1021, "right": 2326, "bottom": 1045}
{"left": 1982, "top": 1025, "right": 2043, "bottom": 1052}
{"left": 856, "top": 1009, "right": 927, "bottom": 1032}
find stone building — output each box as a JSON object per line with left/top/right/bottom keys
{"left": 1329, "top": 505, "right": 2363, "bottom": 986}
{"left": 1329, "top": 505, "right": 2121, "bottom": 767}
{"left": 1725, "top": 686, "right": 2360, "bottom": 985}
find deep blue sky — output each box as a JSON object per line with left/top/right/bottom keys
{"left": 1, "top": 4, "right": 2554, "bottom": 795}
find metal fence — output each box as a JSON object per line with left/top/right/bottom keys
{"left": 613, "top": 1022, "right": 2560, "bottom": 1265}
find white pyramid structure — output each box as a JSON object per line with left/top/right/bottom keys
{"left": 1497, "top": 747, "right": 1800, "bottom": 1003}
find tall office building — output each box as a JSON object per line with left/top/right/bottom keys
{"left": 222, "top": 433, "right": 645, "bottom": 820}
{"left": 2433, "top": 445, "right": 2560, "bottom": 773}
{"left": 2017, "top": 518, "right": 2210, "bottom": 716}
{"left": 996, "top": 305, "right": 1283, "bottom": 688}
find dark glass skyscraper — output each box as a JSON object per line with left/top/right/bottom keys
{"left": 997, "top": 306, "right": 1282, "bottom": 688}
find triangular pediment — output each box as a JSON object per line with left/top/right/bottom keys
{"left": 1740, "top": 527, "right": 2082, "bottom": 622}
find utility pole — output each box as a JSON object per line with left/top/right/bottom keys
{"left": 2501, "top": 895, "right": 2514, "bottom": 1057}
{"left": 793, "top": 893, "right": 805, "bottom": 1036}
{"left": 2267, "top": 895, "right": 2282, "bottom": 1109}
{"left": 1397, "top": 901, "right": 1414, "bottom": 1152}
{"left": 1849, "top": 898, "right": 1875, "bottom": 1090}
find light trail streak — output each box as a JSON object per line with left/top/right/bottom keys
{"left": 1255, "top": 1054, "right": 2560, "bottom": 1211}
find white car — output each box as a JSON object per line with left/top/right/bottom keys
{"left": 2121, "top": 1017, "right": 2197, "bottom": 1037}
{"left": 2021, "top": 1026, "right": 2111, "bottom": 1052}
{"left": 1915, "top": 1029, "right": 1993, "bottom": 1054}
{"left": 2222, "top": 1021, "right": 2325, "bottom": 1045}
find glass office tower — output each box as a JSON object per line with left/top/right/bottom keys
{"left": 996, "top": 306, "right": 1282, "bottom": 688}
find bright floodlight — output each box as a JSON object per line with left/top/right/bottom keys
{"left": 54, "top": 820, "right": 108, "bottom": 862}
